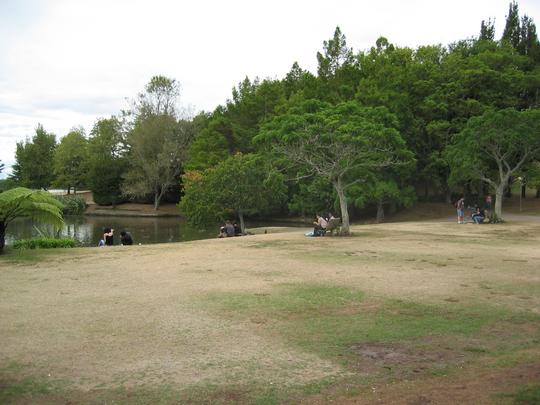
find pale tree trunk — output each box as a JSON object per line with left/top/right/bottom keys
{"left": 376, "top": 199, "right": 384, "bottom": 223}
{"left": 238, "top": 209, "right": 245, "bottom": 234}
{"left": 154, "top": 186, "right": 167, "bottom": 211}
{"left": 333, "top": 176, "right": 350, "bottom": 235}
{"left": 494, "top": 184, "right": 504, "bottom": 218}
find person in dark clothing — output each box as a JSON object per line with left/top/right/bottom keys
{"left": 233, "top": 222, "right": 242, "bottom": 236}
{"left": 103, "top": 228, "right": 114, "bottom": 246}
{"left": 472, "top": 207, "right": 485, "bottom": 224}
{"left": 224, "top": 220, "right": 235, "bottom": 237}
{"left": 120, "top": 230, "right": 133, "bottom": 245}
{"left": 218, "top": 220, "right": 235, "bottom": 238}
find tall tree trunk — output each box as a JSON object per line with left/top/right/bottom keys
{"left": 67, "top": 185, "right": 71, "bottom": 195}
{"left": 238, "top": 209, "right": 245, "bottom": 234}
{"left": 333, "top": 176, "right": 350, "bottom": 235}
{"left": 154, "top": 193, "right": 160, "bottom": 210}
{"left": 376, "top": 199, "right": 384, "bottom": 223}
{"left": 0, "top": 222, "right": 6, "bottom": 254}
{"left": 495, "top": 184, "right": 504, "bottom": 218}
{"left": 536, "top": 187, "right": 540, "bottom": 198}
{"left": 521, "top": 183, "right": 526, "bottom": 198}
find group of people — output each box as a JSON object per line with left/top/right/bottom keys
{"left": 455, "top": 195, "right": 492, "bottom": 224}
{"left": 98, "top": 228, "right": 134, "bottom": 246}
{"left": 312, "top": 212, "right": 337, "bottom": 236}
{"left": 218, "top": 220, "right": 243, "bottom": 238}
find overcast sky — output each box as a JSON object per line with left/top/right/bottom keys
{"left": 1, "top": 0, "right": 539, "bottom": 177}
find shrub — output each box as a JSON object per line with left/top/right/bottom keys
{"left": 12, "top": 237, "right": 79, "bottom": 249}
{"left": 54, "top": 195, "right": 87, "bottom": 215}
{"left": 92, "top": 192, "right": 126, "bottom": 206}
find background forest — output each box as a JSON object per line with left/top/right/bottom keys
{"left": 1, "top": 1, "right": 539, "bottom": 232}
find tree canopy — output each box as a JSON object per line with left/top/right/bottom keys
{"left": 53, "top": 127, "right": 88, "bottom": 194}
{"left": 447, "top": 108, "right": 540, "bottom": 217}
{"left": 180, "top": 153, "right": 286, "bottom": 232}
{"left": 11, "top": 125, "right": 56, "bottom": 190}
{"left": 5, "top": 1, "right": 540, "bottom": 227}
{"left": 257, "top": 100, "right": 414, "bottom": 234}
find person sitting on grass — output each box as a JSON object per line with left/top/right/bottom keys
{"left": 120, "top": 230, "right": 133, "bottom": 245}
{"left": 313, "top": 214, "right": 328, "bottom": 236}
{"left": 218, "top": 220, "right": 235, "bottom": 238}
{"left": 103, "top": 228, "right": 114, "bottom": 245}
{"left": 472, "top": 207, "right": 485, "bottom": 224}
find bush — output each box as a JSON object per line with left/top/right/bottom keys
{"left": 54, "top": 195, "right": 87, "bottom": 215}
{"left": 93, "top": 192, "right": 126, "bottom": 206}
{"left": 13, "top": 237, "right": 79, "bottom": 249}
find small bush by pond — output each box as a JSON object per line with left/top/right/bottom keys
{"left": 13, "top": 237, "right": 79, "bottom": 250}
{"left": 54, "top": 195, "right": 87, "bottom": 215}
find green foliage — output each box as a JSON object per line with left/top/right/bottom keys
{"left": 123, "top": 76, "right": 195, "bottom": 209}
{"left": 0, "top": 178, "right": 18, "bottom": 192}
{"left": 53, "top": 195, "right": 86, "bottom": 215}
{"left": 257, "top": 100, "right": 414, "bottom": 234}
{"left": 288, "top": 177, "right": 337, "bottom": 217}
{"left": 86, "top": 117, "right": 128, "bottom": 206}
{"left": 53, "top": 127, "right": 88, "bottom": 192}
{"left": 12, "top": 237, "right": 78, "bottom": 249}
{"left": 0, "top": 187, "right": 64, "bottom": 253}
{"left": 10, "top": 124, "right": 56, "bottom": 189}
{"left": 446, "top": 108, "right": 540, "bottom": 216}
{"left": 123, "top": 114, "right": 195, "bottom": 209}
{"left": 180, "top": 153, "right": 287, "bottom": 231}
{"left": 5, "top": 3, "right": 540, "bottom": 219}
{"left": 186, "top": 78, "right": 286, "bottom": 171}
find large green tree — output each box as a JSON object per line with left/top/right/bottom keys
{"left": 446, "top": 108, "right": 540, "bottom": 217}
{"left": 180, "top": 153, "right": 286, "bottom": 232}
{"left": 0, "top": 188, "right": 64, "bottom": 253}
{"left": 123, "top": 115, "right": 195, "bottom": 209}
{"left": 122, "top": 76, "right": 195, "bottom": 209}
{"left": 53, "top": 127, "right": 88, "bottom": 194}
{"left": 257, "top": 100, "right": 414, "bottom": 235}
{"left": 11, "top": 125, "right": 56, "bottom": 189}
{"left": 86, "top": 117, "right": 128, "bottom": 206}
{"left": 186, "top": 77, "right": 286, "bottom": 171}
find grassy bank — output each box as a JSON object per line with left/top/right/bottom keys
{"left": 0, "top": 220, "right": 539, "bottom": 404}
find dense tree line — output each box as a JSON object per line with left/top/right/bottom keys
{"left": 4, "top": 1, "right": 540, "bottom": 225}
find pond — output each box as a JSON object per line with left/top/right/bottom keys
{"left": 5, "top": 216, "right": 304, "bottom": 247}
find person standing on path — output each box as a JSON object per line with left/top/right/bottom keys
{"left": 485, "top": 195, "right": 492, "bottom": 218}
{"left": 456, "top": 196, "right": 465, "bottom": 224}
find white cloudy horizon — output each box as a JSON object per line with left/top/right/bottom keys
{"left": 1, "top": 0, "right": 539, "bottom": 178}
